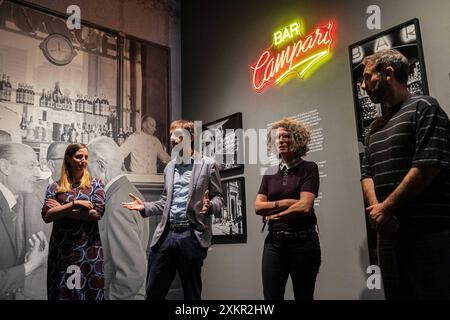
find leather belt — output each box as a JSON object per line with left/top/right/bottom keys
{"left": 269, "top": 229, "right": 316, "bottom": 240}
{"left": 169, "top": 222, "right": 192, "bottom": 232}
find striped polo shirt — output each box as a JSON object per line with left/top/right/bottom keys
{"left": 361, "top": 95, "right": 450, "bottom": 228}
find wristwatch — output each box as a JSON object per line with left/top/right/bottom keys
{"left": 273, "top": 201, "right": 279, "bottom": 209}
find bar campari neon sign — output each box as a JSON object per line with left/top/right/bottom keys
{"left": 251, "top": 19, "right": 335, "bottom": 93}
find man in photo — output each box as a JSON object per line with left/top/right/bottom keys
{"left": 15, "top": 141, "right": 68, "bottom": 300}
{"left": 0, "top": 143, "right": 48, "bottom": 299}
{"left": 120, "top": 115, "right": 171, "bottom": 175}
{"left": 88, "top": 136, "right": 149, "bottom": 300}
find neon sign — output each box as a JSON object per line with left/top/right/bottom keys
{"left": 273, "top": 21, "right": 302, "bottom": 47}
{"left": 251, "top": 19, "right": 335, "bottom": 93}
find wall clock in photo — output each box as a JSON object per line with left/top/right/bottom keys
{"left": 39, "top": 34, "right": 77, "bottom": 66}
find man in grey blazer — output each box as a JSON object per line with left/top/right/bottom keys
{"left": 88, "top": 137, "right": 150, "bottom": 300}
{"left": 123, "top": 120, "right": 224, "bottom": 300}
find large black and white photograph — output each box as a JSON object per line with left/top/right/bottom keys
{"left": 349, "top": 18, "right": 429, "bottom": 143}
{"left": 0, "top": 0, "right": 171, "bottom": 178}
{"left": 202, "top": 112, "right": 244, "bottom": 175}
{"left": 0, "top": 0, "right": 170, "bottom": 300}
{"left": 212, "top": 176, "right": 247, "bottom": 244}
{"left": 0, "top": 1, "right": 119, "bottom": 149}
{"left": 0, "top": 0, "right": 118, "bottom": 300}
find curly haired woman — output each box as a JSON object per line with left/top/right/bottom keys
{"left": 255, "top": 118, "right": 321, "bottom": 300}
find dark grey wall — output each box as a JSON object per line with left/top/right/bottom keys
{"left": 181, "top": 0, "right": 450, "bottom": 299}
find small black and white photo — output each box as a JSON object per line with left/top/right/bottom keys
{"left": 202, "top": 112, "right": 244, "bottom": 175}
{"left": 212, "top": 176, "right": 247, "bottom": 244}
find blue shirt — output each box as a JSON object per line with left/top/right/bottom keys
{"left": 169, "top": 162, "right": 193, "bottom": 223}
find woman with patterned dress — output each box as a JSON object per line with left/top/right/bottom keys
{"left": 41, "top": 143, "right": 105, "bottom": 300}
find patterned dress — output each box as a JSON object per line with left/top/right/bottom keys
{"left": 42, "top": 178, "right": 105, "bottom": 300}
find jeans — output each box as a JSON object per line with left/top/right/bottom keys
{"left": 262, "top": 231, "right": 321, "bottom": 300}
{"left": 146, "top": 230, "right": 208, "bottom": 300}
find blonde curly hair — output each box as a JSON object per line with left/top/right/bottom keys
{"left": 267, "top": 118, "right": 311, "bottom": 157}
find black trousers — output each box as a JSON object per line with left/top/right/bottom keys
{"left": 146, "top": 230, "right": 208, "bottom": 300}
{"left": 262, "top": 232, "right": 321, "bottom": 300}
{"left": 378, "top": 232, "right": 402, "bottom": 300}
{"left": 379, "top": 227, "right": 450, "bottom": 300}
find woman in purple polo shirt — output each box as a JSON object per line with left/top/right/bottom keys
{"left": 255, "top": 118, "right": 321, "bottom": 300}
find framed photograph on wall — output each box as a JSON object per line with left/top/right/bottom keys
{"left": 348, "top": 18, "right": 429, "bottom": 264}
{"left": 202, "top": 112, "right": 244, "bottom": 176}
{"left": 349, "top": 18, "right": 429, "bottom": 143}
{"left": 212, "top": 176, "right": 247, "bottom": 244}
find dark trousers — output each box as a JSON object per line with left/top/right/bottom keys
{"left": 146, "top": 230, "right": 208, "bottom": 300}
{"left": 378, "top": 232, "right": 402, "bottom": 300}
{"left": 390, "top": 228, "right": 450, "bottom": 299}
{"left": 262, "top": 232, "right": 321, "bottom": 300}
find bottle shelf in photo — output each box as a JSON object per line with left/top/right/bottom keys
{"left": 2, "top": 69, "right": 120, "bottom": 159}
{"left": 1, "top": 98, "right": 117, "bottom": 156}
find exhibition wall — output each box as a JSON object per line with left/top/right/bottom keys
{"left": 181, "top": 0, "right": 450, "bottom": 299}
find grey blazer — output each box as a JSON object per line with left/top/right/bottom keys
{"left": 143, "top": 156, "right": 224, "bottom": 249}
{"left": 100, "top": 176, "right": 150, "bottom": 300}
